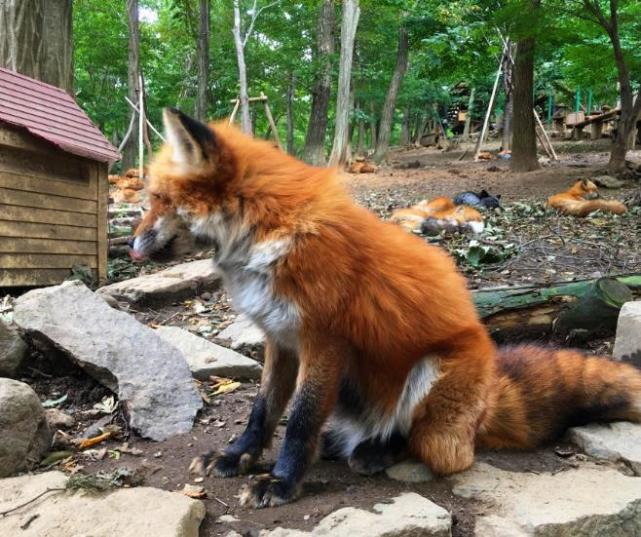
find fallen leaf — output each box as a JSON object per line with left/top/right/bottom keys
{"left": 182, "top": 484, "right": 207, "bottom": 499}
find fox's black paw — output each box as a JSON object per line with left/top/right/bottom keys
{"left": 212, "top": 452, "right": 256, "bottom": 477}
{"left": 188, "top": 451, "right": 216, "bottom": 476}
{"left": 239, "top": 475, "right": 297, "bottom": 508}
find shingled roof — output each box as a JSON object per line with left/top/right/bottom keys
{"left": 0, "top": 67, "right": 120, "bottom": 163}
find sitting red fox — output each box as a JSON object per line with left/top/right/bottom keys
{"left": 548, "top": 179, "right": 627, "bottom": 217}
{"left": 391, "top": 197, "right": 484, "bottom": 233}
{"left": 131, "top": 109, "right": 641, "bottom": 508}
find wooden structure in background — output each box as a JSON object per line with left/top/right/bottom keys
{"left": 229, "top": 92, "right": 283, "bottom": 150}
{"left": 0, "top": 67, "right": 119, "bottom": 287}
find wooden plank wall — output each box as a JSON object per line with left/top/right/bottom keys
{"left": 0, "top": 127, "right": 102, "bottom": 287}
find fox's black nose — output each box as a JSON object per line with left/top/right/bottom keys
{"left": 128, "top": 236, "right": 135, "bottom": 248}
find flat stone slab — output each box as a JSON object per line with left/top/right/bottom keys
{"left": 14, "top": 281, "right": 202, "bottom": 441}
{"left": 98, "top": 259, "right": 220, "bottom": 306}
{"left": 570, "top": 422, "right": 641, "bottom": 475}
{"left": 217, "top": 314, "right": 265, "bottom": 353}
{"left": 155, "top": 326, "right": 262, "bottom": 380}
{"left": 385, "top": 460, "right": 433, "bottom": 483}
{"left": 262, "top": 493, "right": 451, "bottom": 537}
{"left": 452, "top": 462, "right": 641, "bottom": 536}
{"left": 613, "top": 301, "right": 641, "bottom": 364}
{"left": 0, "top": 471, "right": 205, "bottom": 537}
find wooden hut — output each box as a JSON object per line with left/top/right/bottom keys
{"left": 0, "top": 67, "right": 119, "bottom": 287}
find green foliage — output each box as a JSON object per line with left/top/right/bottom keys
{"left": 71, "top": 0, "right": 641, "bottom": 158}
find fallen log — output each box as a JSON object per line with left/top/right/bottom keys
{"left": 473, "top": 274, "right": 641, "bottom": 341}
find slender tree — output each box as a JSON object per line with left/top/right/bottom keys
{"left": 232, "top": 0, "right": 279, "bottom": 134}
{"left": 195, "top": 0, "right": 210, "bottom": 121}
{"left": 374, "top": 25, "right": 409, "bottom": 162}
{"left": 510, "top": 1, "right": 540, "bottom": 172}
{"left": 286, "top": 72, "right": 295, "bottom": 154}
{"left": 581, "top": 0, "right": 641, "bottom": 174}
{"left": 121, "top": 0, "right": 140, "bottom": 171}
{"left": 302, "top": 0, "right": 335, "bottom": 165}
{"left": 329, "top": 0, "right": 360, "bottom": 167}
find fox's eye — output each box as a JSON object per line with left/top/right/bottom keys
{"left": 151, "top": 193, "right": 162, "bottom": 200}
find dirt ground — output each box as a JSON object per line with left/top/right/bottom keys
{"left": 15, "top": 140, "right": 641, "bottom": 536}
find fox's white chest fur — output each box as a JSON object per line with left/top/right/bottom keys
{"left": 184, "top": 210, "right": 300, "bottom": 349}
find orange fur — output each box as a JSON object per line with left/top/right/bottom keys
{"left": 391, "top": 197, "right": 483, "bottom": 233}
{"left": 133, "top": 113, "right": 641, "bottom": 489}
{"left": 548, "top": 179, "right": 627, "bottom": 216}
{"left": 348, "top": 161, "right": 377, "bottom": 174}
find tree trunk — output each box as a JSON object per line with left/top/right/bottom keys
{"left": 286, "top": 73, "right": 295, "bottom": 155}
{"left": 374, "top": 26, "right": 409, "bottom": 162}
{"left": 122, "top": 0, "right": 140, "bottom": 172}
{"left": 400, "top": 105, "right": 410, "bottom": 146}
{"left": 604, "top": 7, "right": 641, "bottom": 173}
{"left": 356, "top": 114, "right": 366, "bottom": 155}
{"left": 232, "top": 0, "right": 251, "bottom": 134}
{"left": 500, "top": 41, "right": 514, "bottom": 151}
{"left": 463, "top": 87, "right": 475, "bottom": 139}
{"left": 302, "top": 0, "right": 335, "bottom": 165}
{"left": 195, "top": 0, "right": 210, "bottom": 121}
{"left": 0, "top": 0, "right": 73, "bottom": 94}
{"left": 510, "top": 32, "right": 539, "bottom": 172}
{"left": 328, "top": 0, "right": 360, "bottom": 167}
{"left": 369, "top": 101, "right": 378, "bottom": 149}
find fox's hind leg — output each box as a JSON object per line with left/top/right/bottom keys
{"left": 348, "top": 432, "right": 408, "bottom": 476}
{"left": 409, "top": 329, "right": 494, "bottom": 475}
{"left": 190, "top": 339, "right": 298, "bottom": 477}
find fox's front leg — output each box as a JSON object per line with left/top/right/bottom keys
{"left": 190, "top": 338, "right": 298, "bottom": 477}
{"left": 240, "top": 334, "right": 344, "bottom": 508}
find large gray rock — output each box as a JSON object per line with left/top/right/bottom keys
{"left": 452, "top": 462, "right": 641, "bottom": 536}
{"left": 155, "top": 326, "right": 262, "bottom": 380}
{"left": 0, "top": 471, "right": 206, "bottom": 537}
{"left": 0, "top": 379, "right": 51, "bottom": 477}
{"left": 97, "top": 259, "right": 220, "bottom": 306}
{"left": 13, "top": 281, "right": 202, "bottom": 441}
{"left": 0, "top": 319, "right": 27, "bottom": 377}
{"left": 570, "top": 422, "right": 641, "bottom": 475}
{"left": 262, "top": 493, "right": 451, "bottom": 537}
{"left": 217, "top": 314, "right": 265, "bottom": 354}
{"left": 613, "top": 301, "right": 641, "bottom": 364}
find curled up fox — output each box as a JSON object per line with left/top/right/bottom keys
{"left": 131, "top": 109, "right": 641, "bottom": 508}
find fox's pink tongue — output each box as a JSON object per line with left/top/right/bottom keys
{"left": 129, "top": 249, "right": 145, "bottom": 262}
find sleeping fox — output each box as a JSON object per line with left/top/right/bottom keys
{"left": 548, "top": 179, "right": 627, "bottom": 217}
{"left": 131, "top": 109, "right": 641, "bottom": 508}
{"left": 390, "top": 196, "right": 484, "bottom": 234}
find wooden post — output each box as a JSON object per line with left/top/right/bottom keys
{"left": 474, "top": 48, "right": 505, "bottom": 161}
{"left": 261, "top": 92, "right": 283, "bottom": 150}
{"left": 591, "top": 121, "right": 603, "bottom": 140}
{"left": 229, "top": 99, "right": 240, "bottom": 124}
{"left": 547, "top": 91, "right": 553, "bottom": 126}
{"left": 533, "top": 109, "right": 558, "bottom": 160}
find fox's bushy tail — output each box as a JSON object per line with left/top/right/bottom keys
{"left": 477, "top": 345, "right": 641, "bottom": 449}
{"left": 563, "top": 199, "right": 628, "bottom": 217}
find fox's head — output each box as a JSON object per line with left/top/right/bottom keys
{"left": 129, "top": 108, "right": 238, "bottom": 261}
{"left": 571, "top": 179, "right": 599, "bottom": 200}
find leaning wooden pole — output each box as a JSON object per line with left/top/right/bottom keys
{"left": 138, "top": 74, "right": 144, "bottom": 179}
{"left": 473, "top": 48, "right": 505, "bottom": 161}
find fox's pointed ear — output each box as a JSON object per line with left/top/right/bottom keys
{"left": 580, "top": 179, "right": 588, "bottom": 186}
{"left": 162, "top": 108, "right": 217, "bottom": 166}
